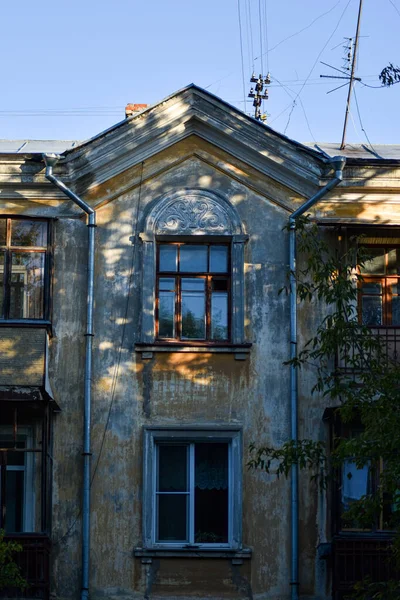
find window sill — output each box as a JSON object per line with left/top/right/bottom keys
{"left": 0, "top": 320, "right": 51, "bottom": 327}
{"left": 135, "top": 342, "right": 252, "bottom": 360}
{"left": 334, "top": 531, "right": 395, "bottom": 539}
{"left": 134, "top": 547, "right": 252, "bottom": 563}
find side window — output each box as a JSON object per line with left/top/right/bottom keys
{"left": 143, "top": 428, "right": 242, "bottom": 549}
{"left": 157, "top": 243, "right": 230, "bottom": 342}
{"left": 0, "top": 218, "right": 49, "bottom": 320}
{"left": 0, "top": 429, "right": 34, "bottom": 533}
{"left": 359, "top": 246, "right": 400, "bottom": 326}
{"left": 335, "top": 423, "right": 396, "bottom": 532}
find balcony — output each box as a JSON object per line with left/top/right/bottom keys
{"left": 336, "top": 326, "right": 400, "bottom": 374}
{"left": 332, "top": 535, "right": 400, "bottom": 599}
{"left": 0, "top": 534, "right": 51, "bottom": 600}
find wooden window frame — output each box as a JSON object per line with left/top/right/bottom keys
{"left": 155, "top": 242, "right": 231, "bottom": 344}
{"left": 331, "top": 419, "right": 395, "bottom": 534}
{"left": 0, "top": 217, "right": 51, "bottom": 322}
{"left": 358, "top": 245, "right": 400, "bottom": 327}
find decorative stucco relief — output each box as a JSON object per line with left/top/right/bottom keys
{"left": 155, "top": 196, "right": 230, "bottom": 235}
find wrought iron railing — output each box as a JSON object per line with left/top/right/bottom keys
{"left": 332, "top": 535, "right": 399, "bottom": 599}
{"left": 336, "top": 327, "right": 400, "bottom": 374}
{"left": 0, "top": 534, "right": 51, "bottom": 600}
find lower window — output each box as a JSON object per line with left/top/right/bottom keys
{"left": 143, "top": 428, "right": 242, "bottom": 549}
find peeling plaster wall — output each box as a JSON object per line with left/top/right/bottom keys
{"left": 69, "top": 154, "right": 296, "bottom": 600}
{"left": 0, "top": 141, "right": 354, "bottom": 600}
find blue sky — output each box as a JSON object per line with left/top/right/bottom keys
{"left": 1, "top": 0, "right": 399, "bottom": 145}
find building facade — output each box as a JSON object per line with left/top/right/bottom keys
{"left": 0, "top": 85, "right": 399, "bottom": 600}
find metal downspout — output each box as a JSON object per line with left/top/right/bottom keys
{"left": 288, "top": 156, "right": 345, "bottom": 600}
{"left": 43, "top": 153, "right": 95, "bottom": 600}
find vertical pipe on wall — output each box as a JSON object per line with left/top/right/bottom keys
{"left": 43, "top": 154, "right": 96, "bottom": 600}
{"left": 288, "top": 156, "right": 345, "bottom": 600}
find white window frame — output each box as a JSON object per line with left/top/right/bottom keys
{"left": 143, "top": 427, "right": 242, "bottom": 550}
{"left": 0, "top": 427, "right": 34, "bottom": 532}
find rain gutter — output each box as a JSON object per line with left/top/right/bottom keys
{"left": 288, "top": 156, "right": 346, "bottom": 600}
{"left": 43, "top": 153, "right": 95, "bottom": 600}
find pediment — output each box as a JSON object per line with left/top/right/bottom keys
{"left": 60, "top": 85, "right": 328, "bottom": 200}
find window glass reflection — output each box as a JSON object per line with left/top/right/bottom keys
{"left": 210, "top": 246, "right": 228, "bottom": 273}
{"left": 361, "top": 248, "right": 385, "bottom": 275}
{"left": 361, "top": 296, "right": 382, "bottom": 326}
{"left": 181, "top": 279, "right": 205, "bottom": 339}
{"left": 10, "top": 253, "right": 45, "bottom": 319}
{"left": 180, "top": 246, "right": 207, "bottom": 272}
{"left": 159, "top": 245, "right": 177, "bottom": 272}
{"left": 0, "top": 220, "right": 6, "bottom": 246}
{"left": 11, "top": 221, "right": 47, "bottom": 247}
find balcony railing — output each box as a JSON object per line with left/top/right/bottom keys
{"left": 332, "top": 535, "right": 400, "bottom": 599}
{"left": 337, "top": 327, "right": 400, "bottom": 374}
{"left": 0, "top": 534, "right": 51, "bottom": 600}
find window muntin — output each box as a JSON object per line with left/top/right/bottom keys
{"left": 156, "top": 243, "right": 230, "bottom": 342}
{"left": 143, "top": 428, "right": 242, "bottom": 550}
{"left": 0, "top": 219, "right": 48, "bottom": 320}
{"left": 359, "top": 246, "right": 400, "bottom": 326}
{"left": 155, "top": 442, "right": 229, "bottom": 544}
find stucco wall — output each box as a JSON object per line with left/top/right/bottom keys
{"left": 0, "top": 141, "right": 339, "bottom": 600}
{"left": 49, "top": 153, "right": 304, "bottom": 600}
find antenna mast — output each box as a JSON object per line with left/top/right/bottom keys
{"left": 340, "top": 0, "right": 363, "bottom": 149}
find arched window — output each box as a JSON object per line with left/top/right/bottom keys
{"left": 139, "top": 190, "right": 247, "bottom": 349}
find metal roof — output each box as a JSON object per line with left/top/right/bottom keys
{"left": 0, "top": 139, "right": 81, "bottom": 154}
{"left": 303, "top": 142, "right": 400, "bottom": 161}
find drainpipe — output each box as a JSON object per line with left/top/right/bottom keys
{"left": 289, "top": 156, "right": 345, "bottom": 600}
{"left": 43, "top": 153, "right": 95, "bottom": 600}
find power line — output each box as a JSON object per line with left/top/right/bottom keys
{"left": 254, "top": 0, "right": 342, "bottom": 61}
{"left": 246, "top": 0, "right": 255, "bottom": 72}
{"left": 283, "top": 0, "right": 353, "bottom": 136}
{"left": 353, "top": 85, "right": 376, "bottom": 153}
{"left": 360, "top": 80, "right": 400, "bottom": 89}
{"left": 237, "top": 0, "right": 247, "bottom": 111}
{"left": 388, "top": 0, "right": 400, "bottom": 18}
{"left": 258, "top": 0, "right": 264, "bottom": 75}
{"left": 264, "top": 0, "right": 270, "bottom": 73}
{"left": 244, "top": 0, "right": 253, "bottom": 76}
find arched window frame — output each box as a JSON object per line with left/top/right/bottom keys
{"left": 139, "top": 189, "right": 247, "bottom": 348}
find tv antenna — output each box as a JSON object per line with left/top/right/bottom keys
{"left": 319, "top": 0, "right": 363, "bottom": 149}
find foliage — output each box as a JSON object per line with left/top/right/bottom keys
{"left": 379, "top": 63, "right": 400, "bottom": 87}
{"left": 248, "top": 217, "right": 400, "bottom": 598}
{"left": 0, "top": 529, "right": 28, "bottom": 591}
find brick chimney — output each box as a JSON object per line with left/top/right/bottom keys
{"left": 125, "top": 103, "right": 148, "bottom": 118}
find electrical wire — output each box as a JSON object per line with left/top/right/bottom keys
{"left": 388, "top": 0, "right": 400, "bottom": 18}
{"left": 283, "top": 0, "right": 353, "bottom": 135}
{"left": 268, "top": 73, "right": 315, "bottom": 140}
{"left": 360, "top": 80, "right": 400, "bottom": 89}
{"left": 353, "top": 86, "right": 376, "bottom": 153}
{"left": 247, "top": 0, "right": 255, "bottom": 72}
{"left": 264, "top": 0, "right": 270, "bottom": 73}
{"left": 254, "top": 0, "right": 342, "bottom": 61}
{"left": 53, "top": 162, "right": 145, "bottom": 547}
{"left": 244, "top": 0, "right": 252, "bottom": 76}
{"left": 258, "top": 0, "right": 264, "bottom": 75}
{"left": 237, "top": 0, "right": 247, "bottom": 111}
